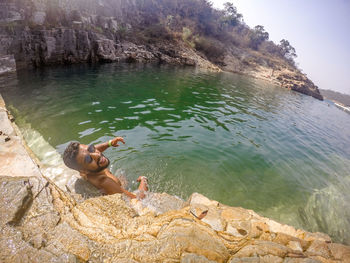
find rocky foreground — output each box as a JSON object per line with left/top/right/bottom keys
{"left": 1, "top": 97, "right": 350, "bottom": 262}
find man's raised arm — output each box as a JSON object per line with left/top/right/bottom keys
{"left": 95, "top": 137, "right": 125, "bottom": 152}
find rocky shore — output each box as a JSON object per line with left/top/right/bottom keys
{"left": 0, "top": 0, "right": 323, "bottom": 100}
{"left": 1, "top": 95, "right": 349, "bottom": 262}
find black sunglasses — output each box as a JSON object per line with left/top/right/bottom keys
{"left": 84, "top": 144, "right": 96, "bottom": 164}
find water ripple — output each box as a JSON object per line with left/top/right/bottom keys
{"left": 1, "top": 64, "right": 350, "bottom": 244}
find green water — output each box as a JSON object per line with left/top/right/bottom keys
{"left": 1, "top": 63, "right": 349, "bottom": 244}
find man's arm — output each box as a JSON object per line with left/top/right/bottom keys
{"left": 95, "top": 137, "right": 125, "bottom": 152}
{"left": 99, "top": 173, "right": 136, "bottom": 198}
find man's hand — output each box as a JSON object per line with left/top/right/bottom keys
{"left": 137, "top": 176, "right": 149, "bottom": 191}
{"left": 110, "top": 137, "right": 125, "bottom": 147}
{"left": 95, "top": 137, "right": 125, "bottom": 152}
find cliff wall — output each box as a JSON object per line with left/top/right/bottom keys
{"left": 0, "top": 0, "right": 323, "bottom": 100}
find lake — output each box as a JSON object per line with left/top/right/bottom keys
{"left": 1, "top": 63, "right": 349, "bottom": 244}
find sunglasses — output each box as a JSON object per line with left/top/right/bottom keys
{"left": 84, "top": 144, "right": 96, "bottom": 164}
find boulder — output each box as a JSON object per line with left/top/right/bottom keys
{"left": 95, "top": 38, "right": 117, "bottom": 62}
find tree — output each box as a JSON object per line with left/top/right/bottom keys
{"left": 221, "top": 2, "right": 243, "bottom": 27}
{"left": 250, "top": 25, "right": 269, "bottom": 50}
{"left": 279, "top": 39, "right": 297, "bottom": 61}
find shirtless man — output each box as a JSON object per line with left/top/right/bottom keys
{"left": 63, "top": 137, "right": 148, "bottom": 199}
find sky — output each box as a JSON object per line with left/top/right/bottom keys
{"left": 211, "top": 0, "right": 350, "bottom": 95}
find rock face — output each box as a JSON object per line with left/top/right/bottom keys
{"left": 276, "top": 71, "right": 323, "bottom": 100}
{"left": 13, "top": 29, "right": 118, "bottom": 66}
{"left": 1, "top": 97, "right": 350, "bottom": 262}
{"left": 1, "top": 27, "right": 219, "bottom": 71}
{"left": 222, "top": 47, "right": 323, "bottom": 100}
{"left": 0, "top": 55, "right": 16, "bottom": 75}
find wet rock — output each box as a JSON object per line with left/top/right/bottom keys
{"left": 130, "top": 192, "right": 185, "bottom": 216}
{"left": 66, "top": 176, "right": 102, "bottom": 201}
{"left": 0, "top": 135, "right": 42, "bottom": 177}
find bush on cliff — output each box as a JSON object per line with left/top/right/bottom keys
{"left": 194, "top": 37, "right": 225, "bottom": 62}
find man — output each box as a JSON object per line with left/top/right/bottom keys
{"left": 63, "top": 137, "right": 148, "bottom": 199}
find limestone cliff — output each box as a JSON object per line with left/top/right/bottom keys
{"left": 0, "top": 0, "right": 323, "bottom": 100}
{"left": 1, "top": 94, "right": 349, "bottom": 263}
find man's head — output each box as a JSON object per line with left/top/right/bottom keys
{"left": 63, "top": 141, "right": 110, "bottom": 173}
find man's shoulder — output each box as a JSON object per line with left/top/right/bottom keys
{"left": 85, "top": 170, "right": 109, "bottom": 179}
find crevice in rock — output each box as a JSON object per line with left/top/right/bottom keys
{"left": 7, "top": 180, "right": 33, "bottom": 226}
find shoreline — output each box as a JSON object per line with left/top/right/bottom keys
{"left": 0, "top": 54, "right": 322, "bottom": 102}
{"left": 0, "top": 31, "right": 322, "bottom": 100}
{"left": 1, "top": 92, "right": 350, "bottom": 262}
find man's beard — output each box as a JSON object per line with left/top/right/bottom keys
{"left": 89, "top": 154, "right": 110, "bottom": 173}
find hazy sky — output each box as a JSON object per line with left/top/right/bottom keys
{"left": 211, "top": 0, "right": 350, "bottom": 95}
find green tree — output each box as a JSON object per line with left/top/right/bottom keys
{"left": 221, "top": 2, "right": 243, "bottom": 27}
{"left": 250, "top": 25, "right": 269, "bottom": 50}
{"left": 279, "top": 39, "right": 297, "bottom": 60}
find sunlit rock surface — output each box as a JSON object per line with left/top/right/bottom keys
{"left": 1, "top": 96, "right": 350, "bottom": 262}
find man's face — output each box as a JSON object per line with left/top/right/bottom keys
{"left": 75, "top": 144, "right": 110, "bottom": 173}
